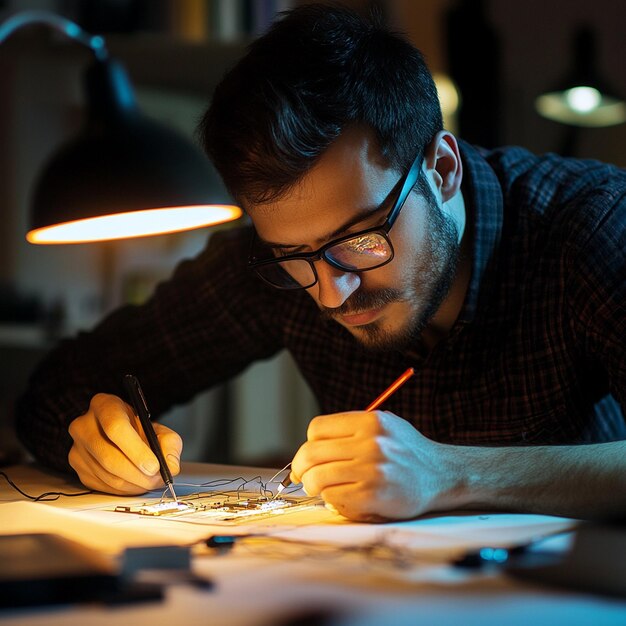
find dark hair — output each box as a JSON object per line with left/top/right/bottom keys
{"left": 199, "top": 2, "right": 443, "bottom": 207}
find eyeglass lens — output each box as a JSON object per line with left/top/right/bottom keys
{"left": 257, "top": 231, "right": 393, "bottom": 288}
{"left": 325, "top": 232, "right": 391, "bottom": 269}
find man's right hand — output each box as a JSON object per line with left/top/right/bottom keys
{"left": 68, "top": 393, "right": 183, "bottom": 495}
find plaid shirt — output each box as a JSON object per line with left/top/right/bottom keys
{"left": 17, "top": 142, "right": 626, "bottom": 473}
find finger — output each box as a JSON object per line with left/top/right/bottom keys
{"left": 72, "top": 465, "right": 119, "bottom": 494}
{"left": 291, "top": 438, "right": 357, "bottom": 483}
{"left": 319, "top": 482, "right": 384, "bottom": 522}
{"left": 75, "top": 463, "right": 150, "bottom": 496}
{"left": 153, "top": 423, "right": 183, "bottom": 475}
{"left": 92, "top": 396, "right": 161, "bottom": 476}
{"left": 70, "top": 446, "right": 151, "bottom": 495}
{"left": 71, "top": 413, "right": 165, "bottom": 489}
{"left": 291, "top": 433, "right": 388, "bottom": 484}
{"left": 299, "top": 458, "right": 359, "bottom": 496}
{"left": 86, "top": 446, "right": 164, "bottom": 493}
{"left": 307, "top": 411, "right": 386, "bottom": 441}
{"left": 80, "top": 422, "right": 164, "bottom": 484}
{"left": 70, "top": 441, "right": 162, "bottom": 493}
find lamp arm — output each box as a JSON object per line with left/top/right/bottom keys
{"left": 0, "top": 10, "right": 108, "bottom": 60}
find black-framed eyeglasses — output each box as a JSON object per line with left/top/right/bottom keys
{"left": 247, "top": 153, "right": 423, "bottom": 290}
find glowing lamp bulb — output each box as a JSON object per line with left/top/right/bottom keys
{"left": 565, "top": 86, "right": 602, "bottom": 113}
{"left": 27, "top": 205, "right": 242, "bottom": 244}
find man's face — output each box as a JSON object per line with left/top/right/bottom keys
{"left": 249, "top": 128, "right": 463, "bottom": 352}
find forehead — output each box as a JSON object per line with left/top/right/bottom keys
{"left": 248, "top": 127, "right": 399, "bottom": 248}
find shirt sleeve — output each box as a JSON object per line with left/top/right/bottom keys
{"left": 15, "top": 226, "right": 285, "bottom": 473}
{"left": 566, "top": 185, "right": 626, "bottom": 413}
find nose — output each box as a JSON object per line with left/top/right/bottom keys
{"left": 313, "top": 260, "right": 360, "bottom": 309}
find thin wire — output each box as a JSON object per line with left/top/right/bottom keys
{"left": 0, "top": 470, "right": 93, "bottom": 502}
{"left": 132, "top": 473, "right": 320, "bottom": 523}
{"left": 268, "top": 463, "right": 292, "bottom": 484}
{"left": 1, "top": 469, "right": 292, "bottom": 507}
{"left": 173, "top": 476, "right": 274, "bottom": 497}
{"left": 152, "top": 475, "right": 274, "bottom": 503}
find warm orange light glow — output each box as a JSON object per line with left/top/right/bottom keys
{"left": 27, "top": 205, "right": 243, "bottom": 244}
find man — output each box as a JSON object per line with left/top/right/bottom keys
{"left": 17, "top": 4, "right": 626, "bottom": 522}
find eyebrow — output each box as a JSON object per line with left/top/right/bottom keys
{"left": 258, "top": 202, "right": 388, "bottom": 252}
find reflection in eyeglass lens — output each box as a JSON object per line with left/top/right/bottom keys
{"left": 326, "top": 233, "right": 391, "bottom": 268}
{"left": 255, "top": 232, "right": 393, "bottom": 289}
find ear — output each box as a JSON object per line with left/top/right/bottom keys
{"left": 423, "top": 131, "right": 463, "bottom": 203}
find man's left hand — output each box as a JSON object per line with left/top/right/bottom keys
{"left": 289, "top": 410, "right": 461, "bottom": 521}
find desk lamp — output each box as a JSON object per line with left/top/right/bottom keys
{"left": 535, "top": 26, "right": 626, "bottom": 129}
{"left": 0, "top": 11, "right": 242, "bottom": 244}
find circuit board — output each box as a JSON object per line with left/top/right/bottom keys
{"left": 113, "top": 491, "right": 321, "bottom": 524}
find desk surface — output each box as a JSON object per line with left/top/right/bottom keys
{"left": 1, "top": 463, "right": 625, "bottom": 626}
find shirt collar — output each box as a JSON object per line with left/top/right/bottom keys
{"left": 456, "top": 139, "right": 504, "bottom": 323}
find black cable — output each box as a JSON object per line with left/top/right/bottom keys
{"left": 0, "top": 470, "right": 93, "bottom": 501}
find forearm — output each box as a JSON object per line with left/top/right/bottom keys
{"left": 445, "top": 440, "right": 626, "bottom": 520}
{"left": 15, "top": 346, "right": 87, "bottom": 473}
{"left": 15, "top": 388, "right": 78, "bottom": 474}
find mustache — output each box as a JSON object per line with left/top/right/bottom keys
{"left": 319, "top": 288, "right": 405, "bottom": 320}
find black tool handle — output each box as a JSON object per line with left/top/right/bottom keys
{"left": 123, "top": 374, "right": 173, "bottom": 486}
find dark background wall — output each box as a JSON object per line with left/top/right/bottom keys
{"left": 392, "top": 0, "right": 626, "bottom": 162}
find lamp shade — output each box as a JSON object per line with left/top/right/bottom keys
{"left": 27, "top": 58, "right": 241, "bottom": 243}
{"left": 535, "top": 27, "right": 626, "bottom": 128}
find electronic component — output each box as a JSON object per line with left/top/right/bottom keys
{"left": 112, "top": 492, "right": 321, "bottom": 523}
{"left": 115, "top": 501, "right": 194, "bottom": 516}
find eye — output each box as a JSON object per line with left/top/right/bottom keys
{"left": 272, "top": 247, "right": 294, "bottom": 258}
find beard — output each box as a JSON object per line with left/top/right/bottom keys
{"left": 320, "top": 197, "right": 462, "bottom": 353}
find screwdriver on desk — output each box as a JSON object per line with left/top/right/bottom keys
{"left": 272, "top": 367, "right": 415, "bottom": 499}
{"left": 123, "top": 374, "right": 179, "bottom": 503}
